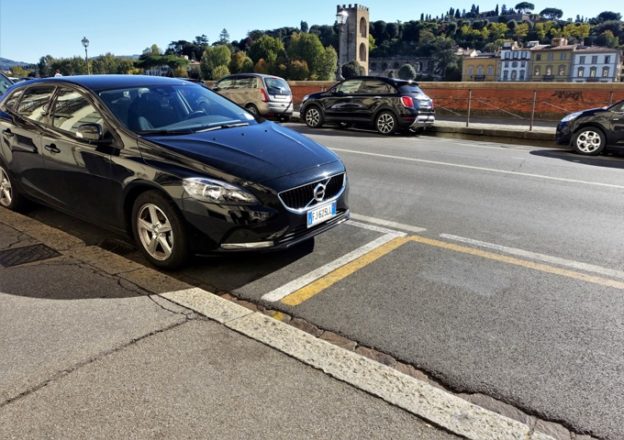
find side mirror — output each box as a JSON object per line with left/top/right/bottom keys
{"left": 76, "top": 123, "right": 103, "bottom": 142}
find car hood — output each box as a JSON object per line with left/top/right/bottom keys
{"left": 141, "top": 121, "right": 340, "bottom": 183}
{"left": 578, "top": 107, "right": 609, "bottom": 118}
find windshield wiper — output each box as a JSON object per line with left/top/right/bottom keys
{"left": 138, "top": 129, "right": 195, "bottom": 136}
{"left": 197, "top": 121, "right": 250, "bottom": 132}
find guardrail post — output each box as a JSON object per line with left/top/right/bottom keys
{"left": 466, "top": 89, "right": 472, "bottom": 127}
{"left": 529, "top": 90, "right": 537, "bottom": 132}
{"left": 609, "top": 90, "right": 614, "bottom": 106}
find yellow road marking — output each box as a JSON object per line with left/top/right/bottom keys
{"left": 280, "top": 233, "right": 624, "bottom": 307}
{"left": 271, "top": 311, "right": 287, "bottom": 321}
{"left": 281, "top": 236, "right": 411, "bottom": 306}
{"left": 408, "top": 235, "right": 624, "bottom": 291}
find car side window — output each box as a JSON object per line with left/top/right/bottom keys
{"left": 16, "top": 86, "right": 55, "bottom": 123}
{"left": 612, "top": 102, "right": 624, "bottom": 113}
{"left": 3, "top": 89, "right": 24, "bottom": 112}
{"left": 51, "top": 88, "right": 105, "bottom": 138}
{"left": 216, "top": 78, "right": 234, "bottom": 90}
{"left": 0, "top": 74, "right": 12, "bottom": 94}
{"left": 358, "top": 80, "right": 394, "bottom": 95}
{"left": 336, "top": 80, "right": 362, "bottom": 95}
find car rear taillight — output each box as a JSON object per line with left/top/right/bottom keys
{"left": 260, "top": 88, "right": 269, "bottom": 103}
{"left": 400, "top": 96, "right": 414, "bottom": 108}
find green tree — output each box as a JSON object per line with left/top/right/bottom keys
{"left": 212, "top": 65, "right": 230, "bottom": 80}
{"left": 398, "top": 64, "right": 417, "bottom": 80}
{"left": 515, "top": 2, "right": 534, "bottom": 14}
{"left": 595, "top": 30, "right": 619, "bottom": 47}
{"left": 597, "top": 11, "right": 621, "bottom": 22}
{"left": 288, "top": 32, "right": 325, "bottom": 78}
{"left": 229, "top": 51, "right": 254, "bottom": 73}
{"left": 341, "top": 61, "right": 365, "bottom": 79}
{"left": 540, "top": 8, "right": 564, "bottom": 20}
{"left": 315, "top": 46, "right": 338, "bottom": 80}
{"left": 219, "top": 28, "right": 230, "bottom": 44}
{"left": 248, "top": 35, "right": 284, "bottom": 63}
{"left": 286, "top": 59, "right": 310, "bottom": 80}
{"left": 300, "top": 21, "right": 309, "bottom": 32}
{"left": 200, "top": 44, "right": 231, "bottom": 79}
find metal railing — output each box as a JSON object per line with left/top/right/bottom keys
{"left": 423, "top": 87, "right": 623, "bottom": 131}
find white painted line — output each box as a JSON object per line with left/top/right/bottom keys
{"left": 333, "top": 147, "right": 624, "bottom": 190}
{"left": 350, "top": 214, "right": 427, "bottom": 234}
{"left": 440, "top": 233, "right": 624, "bottom": 281}
{"left": 226, "top": 312, "right": 554, "bottom": 440}
{"left": 261, "top": 232, "right": 403, "bottom": 302}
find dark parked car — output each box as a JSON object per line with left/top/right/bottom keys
{"left": 0, "top": 75, "right": 349, "bottom": 268}
{"left": 300, "top": 76, "right": 435, "bottom": 135}
{"left": 556, "top": 100, "right": 624, "bottom": 155}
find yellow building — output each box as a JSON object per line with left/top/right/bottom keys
{"left": 529, "top": 38, "right": 575, "bottom": 81}
{"left": 462, "top": 53, "right": 500, "bottom": 81}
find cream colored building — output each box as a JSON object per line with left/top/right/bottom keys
{"left": 462, "top": 53, "right": 499, "bottom": 81}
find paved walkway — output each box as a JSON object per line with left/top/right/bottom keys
{"left": 0, "top": 207, "right": 561, "bottom": 439}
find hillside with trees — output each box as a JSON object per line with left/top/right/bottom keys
{"left": 13, "top": 5, "right": 624, "bottom": 81}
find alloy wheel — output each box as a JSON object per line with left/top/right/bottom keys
{"left": 575, "top": 130, "right": 602, "bottom": 154}
{"left": 136, "top": 203, "right": 175, "bottom": 261}
{"left": 0, "top": 167, "right": 12, "bottom": 208}
{"left": 305, "top": 108, "right": 321, "bottom": 127}
{"left": 376, "top": 113, "right": 396, "bottom": 135}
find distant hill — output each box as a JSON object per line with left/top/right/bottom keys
{"left": 0, "top": 57, "right": 31, "bottom": 71}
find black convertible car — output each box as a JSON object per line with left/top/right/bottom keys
{"left": 0, "top": 75, "right": 349, "bottom": 268}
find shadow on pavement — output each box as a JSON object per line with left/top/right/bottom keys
{"left": 530, "top": 148, "right": 624, "bottom": 169}
{"left": 288, "top": 124, "right": 424, "bottom": 139}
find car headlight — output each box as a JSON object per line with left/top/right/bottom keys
{"left": 561, "top": 111, "right": 582, "bottom": 123}
{"left": 183, "top": 178, "right": 258, "bottom": 205}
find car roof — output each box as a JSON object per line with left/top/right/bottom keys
{"left": 222, "top": 73, "right": 285, "bottom": 80}
{"left": 347, "top": 76, "right": 420, "bottom": 87}
{"left": 8, "top": 75, "right": 194, "bottom": 92}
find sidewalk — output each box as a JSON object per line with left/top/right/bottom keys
{"left": 0, "top": 208, "right": 557, "bottom": 440}
{"left": 290, "top": 112, "right": 556, "bottom": 142}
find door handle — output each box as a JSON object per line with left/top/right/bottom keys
{"left": 44, "top": 144, "right": 61, "bottom": 154}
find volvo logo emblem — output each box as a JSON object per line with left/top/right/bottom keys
{"left": 313, "top": 183, "right": 326, "bottom": 202}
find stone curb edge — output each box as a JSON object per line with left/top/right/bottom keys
{"left": 0, "top": 208, "right": 557, "bottom": 440}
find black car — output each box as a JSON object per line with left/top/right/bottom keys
{"left": 0, "top": 75, "right": 349, "bottom": 268}
{"left": 556, "top": 100, "right": 624, "bottom": 155}
{"left": 300, "top": 76, "right": 435, "bottom": 135}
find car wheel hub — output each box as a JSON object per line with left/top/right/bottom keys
{"left": 137, "top": 203, "right": 174, "bottom": 261}
{"left": 377, "top": 114, "right": 395, "bottom": 134}
{"left": 306, "top": 109, "right": 320, "bottom": 127}
{"left": 0, "top": 168, "right": 12, "bottom": 207}
{"left": 577, "top": 131, "right": 601, "bottom": 153}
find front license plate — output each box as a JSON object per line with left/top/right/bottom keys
{"left": 307, "top": 202, "right": 337, "bottom": 228}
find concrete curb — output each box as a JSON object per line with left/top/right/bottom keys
{"left": 1, "top": 208, "right": 559, "bottom": 440}
{"left": 289, "top": 112, "right": 556, "bottom": 142}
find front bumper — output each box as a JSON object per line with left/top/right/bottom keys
{"left": 555, "top": 122, "right": 572, "bottom": 145}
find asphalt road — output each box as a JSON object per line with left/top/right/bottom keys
{"left": 24, "top": 124, "right": 624, "bottom": 439}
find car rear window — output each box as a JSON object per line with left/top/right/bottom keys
{"left": 398, "top": 85, "right": 425, "bottom": 95}
{"left": 264, "top": 77, "right": 290, "bottom": 96}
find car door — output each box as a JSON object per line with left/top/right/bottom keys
{"left": 609, "top": 101, "right": 624, "bottom": 145}
{"left": 354, "top": 79, "right": 395, "bottom": 121}
{"left": 323, "top": 79, "right": 362, "bottom": 120}
{"left": 40, "top": 86, "right": 118, "bottom": 224}
{"left": 0, "top": 85, "right": 55, "bottom": 204}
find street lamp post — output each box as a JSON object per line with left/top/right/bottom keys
{"left": 335, "top": 10, "right": 348, "bottom": 81}
{"left": 81, "top": 36, "right": 90, "bottom": 75}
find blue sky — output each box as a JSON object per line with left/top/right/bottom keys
{"left": 1, "top": 0, "right": 621, "bottom": 63}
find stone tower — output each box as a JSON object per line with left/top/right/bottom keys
{"left": 337, "top": 4, "right": 370, "bottom": 75}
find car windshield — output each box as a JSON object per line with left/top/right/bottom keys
{"left": 99, "top": 83, "right": 256, "bottom": 135}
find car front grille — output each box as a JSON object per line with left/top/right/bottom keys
{"left": 278, "top": 173, "right": 345, "bottom": 212}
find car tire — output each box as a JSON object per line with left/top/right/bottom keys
{"left": 132, "top": 190, "right": 189, "bottom": 270}
{"left": 246, "top": 104, "right": 259, "bottom": 116}
{"left": 572, "top": 127, "right": 606, "bottom": 156}
{"left": 375, "top": 111, "right": 398, "bottom": 135}
{"left": 0, "top": 162, "right": 25, "bottom": 211}
{"left": 304, "top": 106, "right": 324, "bottom": 128}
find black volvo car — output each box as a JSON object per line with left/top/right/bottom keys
{"left": 0, "top": 75, "right": 349, "bottom": 268}
{"left": 300, "top": 76, "right": 435, "bottom": 135}
{"left": 556, "top": 100, "right": 624, "bottom": 155}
